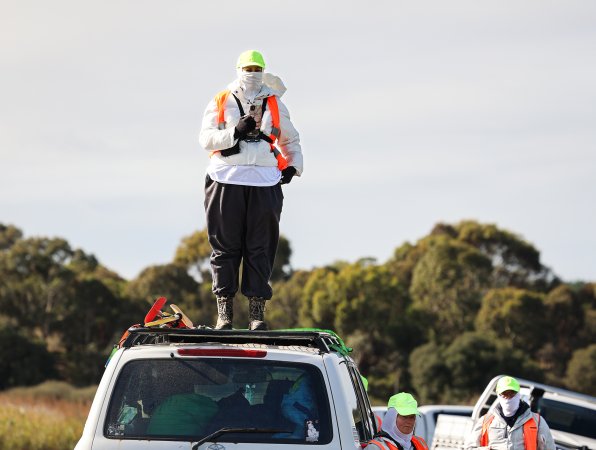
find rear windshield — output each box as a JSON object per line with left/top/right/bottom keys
{"left": 105, "top": 356, "right": 332, "bottom": 444}
{"left": 536, "top": 397, "right": 596, "bottom": 439}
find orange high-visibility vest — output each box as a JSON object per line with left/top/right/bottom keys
{"left": 374, "top": 414, "right": 383, "bottom": 430}
{"left": 210, "top": 89, "right": 288, "bottom": 171}
{"left": 480, "top": 413, "right": 540, "bottom": 450}
{"left": 215, "top": 89, "right": 231, "bottom": 131}
{"left": 367, "top": 435, "right": 429, "bottom": 450}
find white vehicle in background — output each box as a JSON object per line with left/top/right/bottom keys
{"left": 431, "top": 376, "right": 596, "bottom": 450}
{"left": 75, "top": 328, "right": 378, "bottom": 450}
{"left": 372, "top": 404, "right": 473, "bottom": 445}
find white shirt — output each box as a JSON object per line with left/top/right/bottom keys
{"left": 207, "top": 164, "right": 281, "bottom": 186}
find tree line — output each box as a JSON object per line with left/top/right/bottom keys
{"left": 0, "top": 221, "right": 594, "bottom": 402}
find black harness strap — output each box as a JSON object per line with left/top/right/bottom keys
{"left": 218, "top": 94, "right": 244, "bottom": 156}
{"left": 232, "top": 94, "right": 245, "bottom": 116}
{"left": 232, "top": 94, "right": 274, "bottom": 144}
{"left": 219, "top": 93, "right": 262, "bottom": 157}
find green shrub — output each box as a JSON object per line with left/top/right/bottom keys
{"left": 565, "top": 344, "right": 596, "bottom": 396}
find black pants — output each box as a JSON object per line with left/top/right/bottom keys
{"left": 204, "top": 175, "right": 283, "bottom": 299}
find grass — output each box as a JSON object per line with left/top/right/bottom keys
{"left": 0, "top": 381, "right": 96, "bottom": 450}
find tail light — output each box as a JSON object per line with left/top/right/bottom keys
{"left": 177, "top": 348, "right": 267, "bottom": 358}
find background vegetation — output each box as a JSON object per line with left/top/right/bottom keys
{"left": 1, "top": 221, "right": 595, "bottom": 407}
{"left": 0, "top": 381, "right": 94, "bottom": 449}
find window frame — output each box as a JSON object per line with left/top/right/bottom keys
{"left": 103, "top": 357, "right": 334, "bottom": 444}
{"left": 338, "top": 360, "right": 377, "bottom": 443}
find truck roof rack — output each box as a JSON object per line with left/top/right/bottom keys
{"left": 121, "top": 327, "right": 352, "bottom": 355}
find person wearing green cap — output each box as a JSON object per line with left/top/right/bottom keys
{"left": 365, "top": 392, "right": 429, "bottom": 450}
{"left": 465, "top": 376, "right": 554, "bottom": 450}
{"left": 199, "top": 49, "right": 302, "bottom": 331}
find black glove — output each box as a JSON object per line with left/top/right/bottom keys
{"left": 234, "top": 115, "right": 256, "bottom": 139}
{"left": 280, "top": 166, "right": 297, "bottom": 185}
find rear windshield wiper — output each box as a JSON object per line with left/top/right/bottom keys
{"left": 192, "top": 427, "right": 291, "bottom": 450}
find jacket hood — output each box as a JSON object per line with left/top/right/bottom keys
{"left": 227, "top": 73, "right": 287, "bottom": 99}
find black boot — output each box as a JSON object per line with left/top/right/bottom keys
{"left": 215, "top": 296, "right": 234, "bottom": 330}
{"left": 248, "top": 297, "right": 268, "bottom": 331}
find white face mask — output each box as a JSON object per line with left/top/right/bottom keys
{"left": 499, "top": 392, "right": 521, "bottom": 417}
{"left": 238, "top": 71, "right": 264, "bottom": 100}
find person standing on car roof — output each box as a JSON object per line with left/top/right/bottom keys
{"left": 199, "top": 49, "right": 303, "bottom": 331}
{"left": 465, "top": 376, "right": 555, "bottom": 450}
{"left": 365, "top": 392, "right": 429, "bottom": 450}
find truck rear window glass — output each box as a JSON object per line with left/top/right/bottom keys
{"left": 104, "top": 357, "right": 332, "bottom": 444}
{"left": 536, "top": 398, "right": 596, "bottom": 439}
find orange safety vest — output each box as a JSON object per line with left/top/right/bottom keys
{"left": 367, "top": 435, "right": 429, "bottom": 450}
{"left": 480, "top": 413, "right": 540, "bottom": 450}
{"left": 210, "top": 89, "right": 288, "bottom": 171}
{"left": 375, "top": 413, "right": 383, "bottom": 430}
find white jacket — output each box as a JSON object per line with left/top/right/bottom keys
{"left": 465, "top": 406, "right": 555, "bottom": 450}
{"left": 199, "top": 74, "right": 303, "bottom": 175}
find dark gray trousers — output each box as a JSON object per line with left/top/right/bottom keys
{"left": 204, "top": 175, "right": 283, "bottom": 299}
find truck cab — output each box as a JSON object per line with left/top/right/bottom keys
{"left": 431, "top": 375, "right": 596, "bottom": 450}
{"left": 372, "top": 405, "right": 473, "bottom": 444}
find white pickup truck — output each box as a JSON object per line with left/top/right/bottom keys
{"left": 431, "top": 376, "right": 596, "bottom": 450}
{"left": 75, "top": 328, "right": 379, "bottom": 450}
{"left": 372, "top": 405, "right": 473, "bottom": 445}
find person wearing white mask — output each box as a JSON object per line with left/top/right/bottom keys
{"left": 465, "top": 376, "right": 555, "bottom": 450}
{"left": 199, "top": 50, "right": 302, "bottom": 331}
{"left": 365, "top": 392, "right": 429, "bottom": 450}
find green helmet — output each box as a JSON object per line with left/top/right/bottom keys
{"left": 236, "top": 50, "right": 266, "bottom": 69}
{"left": 496, "top": 376, "right": 520, "bottom": 394}
{"left": 387, "top": 392, "right": 420, "bottom": 416}
{"left": 360, "top": 375, "right": 369, "bottom": 392}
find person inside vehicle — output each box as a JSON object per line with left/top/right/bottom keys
{"left": 146, "top": 388, "right": 218, "bottom": 437}
{"left": 275, "top": 374, "right": 318, "bottom": 440}
{"left": 365, "top": 392, "right": 429, "bottom": 450}
{"left": 465, "top": 375, "right": 555, "bottom": 450}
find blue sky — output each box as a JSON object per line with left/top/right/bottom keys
{"left": 1, "top": 1, "right": 595, "bottom": 281}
